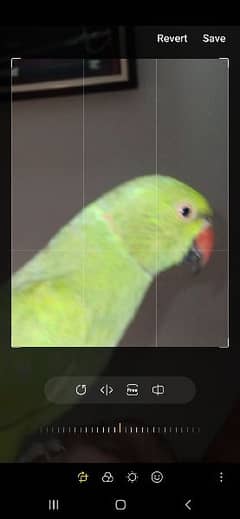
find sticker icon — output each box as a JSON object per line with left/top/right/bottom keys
{"left": 151, "top": 471, "right": 164, "bottom": 484}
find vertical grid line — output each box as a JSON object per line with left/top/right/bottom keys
{"left": 227, "top": 61, "right": 229, "bottom": 348}
{"left": 11, "top": 61, "right": 14, "bottom": 348}
{"left": 82, "top": 58, "right": 85, "bottom": 313}
{"left": 155, "top": 58, "right": 158, "bottom": 347}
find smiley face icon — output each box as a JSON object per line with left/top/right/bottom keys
{"left": 151, "top": 471, "right": 164, "bottom": 484}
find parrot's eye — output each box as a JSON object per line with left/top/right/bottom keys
{"left": 181, "top": 206, "right": 191, "bottom": 217}
{"left": 177, "top": 203, "right": 195, "bottom": 220}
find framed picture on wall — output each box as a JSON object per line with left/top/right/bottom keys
{"left": 10, "top": 27, "right": 137, "bottom": 99}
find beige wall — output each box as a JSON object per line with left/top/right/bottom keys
{"left": 12, "top": 58, "right": 228, "bottom": 347}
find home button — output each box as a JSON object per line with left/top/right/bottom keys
{"left": 114, "top": 499, "right": 127, "bottom": 511}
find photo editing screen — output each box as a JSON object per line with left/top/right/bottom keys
{"left": 0, "top": 25, "right": 239, "bottom": 515}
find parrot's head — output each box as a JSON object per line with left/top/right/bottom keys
{"left": 100, "top": 174, "right": 214, "bottom": 277}
{"left": 152, "top": 176, "right": 215, "bottom": 275}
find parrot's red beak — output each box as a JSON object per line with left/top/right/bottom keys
{"left": 184, "top": 222, "right": 214, "bottom": 273}
{"left": 194, "top": 224, "right": 214, "bottom": 267}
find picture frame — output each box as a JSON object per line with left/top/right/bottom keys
{"left": 11, "top": 27, "right": 137, "bottom": 100}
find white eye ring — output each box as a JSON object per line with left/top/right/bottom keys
{"left": 177, "top": 203, "right": 195, "bottom": 220}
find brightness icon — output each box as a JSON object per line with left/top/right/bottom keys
{"left": 126, "top": 471, "right": 138, "bottom": 483}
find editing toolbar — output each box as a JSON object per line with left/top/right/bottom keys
{"left": 44, "top": 376, "right": 196, "bottom": 405}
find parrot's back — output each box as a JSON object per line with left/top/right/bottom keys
{"left": 12, "top": 201, "right": 151, "bottom": 347}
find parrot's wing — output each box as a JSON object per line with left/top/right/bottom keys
{"left": 12, "top": 272, "right": 88, "bottom": 347}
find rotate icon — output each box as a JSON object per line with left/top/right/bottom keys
{"left": 77, "top": 471, "right": 89, "bottom": 483}
{"left": 75, "top": 384, "right": 87, "bottom": 396}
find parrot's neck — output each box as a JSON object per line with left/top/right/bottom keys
{"left": 97, "top": 179, "right": 177, "bottom": 276}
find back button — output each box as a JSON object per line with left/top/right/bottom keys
{"left": 184, "top": 499, "right": 192, "bottom": 511}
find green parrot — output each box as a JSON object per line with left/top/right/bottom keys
{"left": 12, "top": 174, "right": 214, "bottom": 347}
{"left": 1, "top": 174, "right": 214, "bottom": 461}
